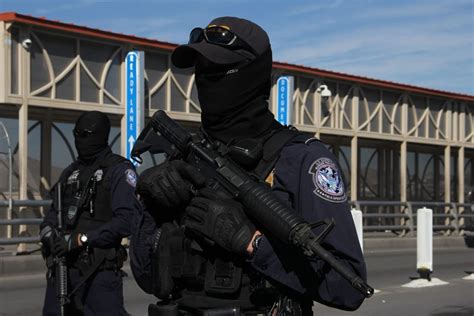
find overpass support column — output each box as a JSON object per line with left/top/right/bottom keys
{"left": 400, "top": 141, "right": 410, "bottom": 235}
{"left": 351, "top": 136, "right": 358, "bottom": 201}
{"left": 458, "top": 147, "right": 465, "bottom": 204}
{"left": 400, "top": 94, "right": 411, "bottom": 235}
{"left": 350, "top": 86, "right": 359, "bottom": 202}
{"left": 458, "top": 147, "right": 465, "bottom": 232}
{"left": 40, "top": 109, "right": 52, "bottom": 195}
{"left": 444, "top": 145, "right": 453, "bottom": 234}
{"left": 458, "top": 102, "right": 466, "bottom": 228}
{"left": 400, "top": 141, "right": 407, "bottom": 203}
{"left": 17, "top": 27, "right": 30, "bottom": 252}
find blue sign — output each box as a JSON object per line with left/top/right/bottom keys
{"left": 125, "top": 51, "right": 144, "bottom": 164}
{"left": 276, "top": 76, "right": 293, "bottom": 125}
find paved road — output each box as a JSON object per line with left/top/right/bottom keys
{"left": 1, "top": 247, "right": 473, "bottom": 316}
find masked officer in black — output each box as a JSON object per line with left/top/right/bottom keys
{"left": 130, "top": 17, "right": 367, "bottom": 315}
{"left": 40, "top": 111, "right": 140, "bottom": 315}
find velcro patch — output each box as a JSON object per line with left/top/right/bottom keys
{"left": 125, "top": 169, "right": 137, "bottom": 188}
{"left": 67, "top": 170, "right": 80, "bottom": 185}
{"left": 308, "top": 158, "right": 346, "bottom": 203}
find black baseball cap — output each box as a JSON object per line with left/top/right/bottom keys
{"left": 171, "top": 16, "right": 270, "bottom": 68}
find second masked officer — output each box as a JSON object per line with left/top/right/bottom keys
{"left": 40, "top": 111, "right": 141, "bottom": 315}
{"left": 131, "top": 17, "right": 368, "bottom": 316}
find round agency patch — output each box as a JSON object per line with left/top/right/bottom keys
{"left": 308, "top": 158, "right": 346, "bottom": 203}
{"left": 125, "top": 169, "right": 137, "bottom": 187}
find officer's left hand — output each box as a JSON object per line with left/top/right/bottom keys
{"left": 39, "top": 225, "right": 58, "bottom": 254}
{"left": 183, "top": 188, "right": 256, "bottom": 256}
{"left": 53, "top": 232, "right": 82, "bottom": 257}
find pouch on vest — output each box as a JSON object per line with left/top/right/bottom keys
{"left": 103, "top": 246, "right": 127, "bottom": 270}
{"left": 152, "top": 223, "right": 205, "bottom": 299}
{"left": 204, "top": 257, "right": 242, "bottom": 297}
{"left": 148, "top": 302, "right": 178, "bottom": 316}
{"left": 63, "top": 169, "right": 97, "bottom": 228}
{"left": 152, "top": 223, "right": 176, "bottom": 299}
{"left": 64, "top": 191, "right": 83, "bottom": 228}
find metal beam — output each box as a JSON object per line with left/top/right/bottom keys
{"left": 17, "top": 26, "right": 30, "bottom": 253}
{"left": 0, "top": 22, "right": 6, "bottom": 102}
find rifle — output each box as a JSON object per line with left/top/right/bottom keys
{"left": 132, "top": 110, "right": 374, "bottom": 298}
{"left": 55, "top": 183, "right": 69, "bottom": 315}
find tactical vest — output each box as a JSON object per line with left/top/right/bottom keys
{"left": 156, "top": 128, "right": 313, "bottom": 311}
{"left": 252, "top": 127, "right": 306, "bottom": 180}
{"left": 57, "top": 153, "right": 128, "bottom": 235}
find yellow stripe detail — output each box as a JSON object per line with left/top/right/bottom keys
{"left": 207, "top": 24, "right": 231, "bottom": 30}
{"left": 265, "top": 169, "right": 275, "bottom": 186}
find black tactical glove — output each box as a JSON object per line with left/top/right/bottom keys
{"left": 184, "top": 188, "right": 256, "bottom": 256}
{"left": 39, "top": 225, "right": 57, "bottom": 254}
{"left": 53, "top": 232, "right": 82, "bottom": 257}
{"left": 136, "top": 160, "right": 205, "bottom": 213}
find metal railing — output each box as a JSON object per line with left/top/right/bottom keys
{"left": 1, "top": 199, "right": 473, "bottom": 246}
{"left": 0, "top": 200, "right": 53, "bottom": 207}
{"left": 350, "top": 200, "right": 473, "bottom": 236}
{"left": 0, "top": 200, "right": 51, "bottom": 246}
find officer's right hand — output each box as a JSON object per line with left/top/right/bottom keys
{"left": 136, "top": 160, "right": 205, "bottom": 210}
{"left": 53, "top": 233, "right": 82, "bottom": 257}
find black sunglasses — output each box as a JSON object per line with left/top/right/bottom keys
{"left": 189, "top": 25, "right": 258, "bottom": 57}
{"left": 73, "top": 128, "right": 94, "bottom": 137}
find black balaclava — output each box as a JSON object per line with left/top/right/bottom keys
{"left": 195, "top": 49, "right": 279, "bottom": 144}
{"left": 172, "top": 17, "right": 282, "bottom": 144}
{"left": 73, "top": 111, "right": 111, "bottom": 161}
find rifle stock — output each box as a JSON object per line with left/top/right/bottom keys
{"left": 141, "top": 110, "right": 374, "bottom": 298}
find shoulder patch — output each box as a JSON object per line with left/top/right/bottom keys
{"left": 125, "top": 169, "right": 137, "bottom": 188}
{"left": 308, "top": 157, "right": 347, "bottom": 203}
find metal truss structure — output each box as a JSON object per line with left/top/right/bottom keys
{"left": 0, "top": 14, "right": 473, "bottom": 244}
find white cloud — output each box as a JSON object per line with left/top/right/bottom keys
{"left": 35, "top": 3, "right": 92, "bottom": 15}
{"left": 70, "top": 14, "right": 188, "bottom": 43}
{"left": 355, "top": 0, "right": 473, "bottom": 19}
{"left": 287, "top": 0, "right": 345, "bottom": 16}
{"left": 33, "top": 0, "right": 120, "bottom": 15}
{"left": 270, "top": 1, "right": 473, "bottom": 94}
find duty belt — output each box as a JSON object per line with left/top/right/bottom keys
{"left": 179, "top": 307, "right": 267, "bottom": 316}
{"left": 73, "top": 246, "right": 126, "bottom": 273}
{"left": 149, "top": 304, "right": 269, "bottom": 316}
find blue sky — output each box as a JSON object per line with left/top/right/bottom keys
{"left": 2, "top": 0, "right": 473, "bottom": 95}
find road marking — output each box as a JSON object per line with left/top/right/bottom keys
{"left": 402, "top": 277, "right": 449, "bottom": 288}
{"left": 462, "top": 273, "right": 474, "bottom": 280}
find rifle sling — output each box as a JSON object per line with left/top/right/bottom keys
{"left": 253, "top": 128, "right": 302, "bottom": 180}
{"left": 67, "top": 249, "right": 107, "bottom": 299}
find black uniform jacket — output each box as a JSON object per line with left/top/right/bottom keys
{"left": 130, "top": 137, "right": 367, "bottom": 311}
{"left": 248, "top": 137, "right": 367, "bottom": 310}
